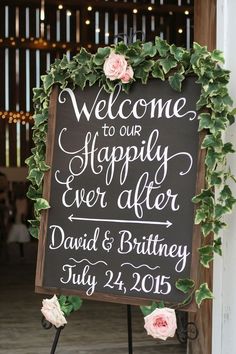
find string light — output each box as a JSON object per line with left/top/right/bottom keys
{"left": 133, "top": 9, "right": 138, "bottom": 14}
{"left": 0, "top": 111, "right": 33, "bottom": 124}
{"left": 58, "top": 4, "right": 63, "bottom": 10}
{"left": 67, "top": 10, "right": 72, "bottom": 16}
{"left": 87, "top": 6, "right": 93, "bottom": 11}
{"left": 85, "top": 19, "right": 90, "bottom": 25}
{"left": 95, "top": 28, "right": 101, "bottom": 33}
{"left": 178, "top": 28, "right": 183, "bottom": 34}
{"left": 148, "top": 6, "right": 153, "bottom": 11}
{"left": 184, "top": 10, "right": 189, "bottom": 15}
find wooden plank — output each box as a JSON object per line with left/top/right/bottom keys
{"left": 8, "top": 48, "right": 16, "bottom": 111}
{"left": 29, "top": 6, "right": 36, "bottom": 38}
{"left": 187, "top": 1, "right": 216, "bottom": 354}
{"left": 8, "top": 122, "right": 17, "bottom": 166}
{"left": 8, "top": 5, "right": 16, "bottom": 38}
{"left": 194, "top": 0, "right": 216, "bottom": 51}
{"left": 70, "top": 8, "right": 76, "bottom": 44}
{"left": 19, "top": 48, "right": 26, "bottom": 112}
{"left": 99, "top": 11, "right": 105, "bottom": 46}
{"left": 0, "top": 3, "right": 5, "bottom": 38}
{"left": 80, "top": 7, "right": 89, "bottom": 47}
{"left": 60, "top": 8, "right": 66, "bottom": 43}
{"left": 29, "top": 49, "right": 36, "bottom": 112}
{"left": 20, "top": 123, "right": 29, "bottom": 166}
{"left": 0, "top": 119, "right": 6, "bottom": 166}
{"left": 19, "top": 5, "right": 26, "bottom": 38}
{"left": 0, "top": 49, "right": 5, "bottom": 110}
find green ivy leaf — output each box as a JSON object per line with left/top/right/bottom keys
{"left": 213, "top": 220, "right": 227, "bottom": 234}
{"left": 140, "top": 301, "right": 164, "bottom": 316}
{"left": 200, "top": 254, "right": 214, "bottom": 267}
{"left": 35, "top": 198, "right": 50, "bottom": 212}
{"left": 67, "top": 296, "right": 83, "bottom": 311}
{"left": 170, "top": 44, "right": 185, "bottom": 61}
{"left": 42, "top": 73, "right": 54, "bottom": 91}
{"left": 168, "top": 72, "right": 185, "bottom": 92}
{"left": 192, "top": 189, "right": 214, "bottom": 203}
{"left": 74, "top": 71, "right": 87, "bottom": 90}
{"left": 28, "top": 219, "right": 40, "bottom": 228}
{"left": 143, "top": 42, "right": 157, "bottom": 57}
{"left": 115, "top": 42, "right": 128, "bottom": 55}
{"left": 195, "top": 208, "right": 207, "bottom": 224}
{"left": 155, "top": 37, "right": 170, "bottom": 57}
{"left": 207, "top": 172, "right": 222, "bottom": 186}
{"left": 26, "top": 185, "right": 42, "bottom": 200}
{"left": 223, "top": 142, "right": 235, "bottom": 154}
{"left": 58, "top": 295, "right": 67, "bottom": 306}
{"left": 76, "top": 48, "right": 92, "bottom": 64}
{"left": 198, "top": 245, "right": 214, "bottom": 267}
{"left": 175, "top": 278, "right": 195, "bottom": 293}
{"left": 135, "top": 61, "right": 154, "bottom": 84}
{"left": 198, "top": 113, "right": 212, "bottom": 131}
{"left": 205, "top": 149, "right": 219, "bottom": 170}
{"left": 93, "top": 47, "right": 111, "bottom": 66}
{"left": 34, "top": 113, "right": 48, "bottom": 127}
{"left": 201, "top": 222, "right": 214, "bottom": 237}
{"left": 215, "top": 204, "right": 230, "bottom": 219}
{"left": 214, "top": 238, "right": 222, "bottom": 256}
{"left": 202, "top": 134, "right": 222, "bottom": 149}
{"left": 195, "top": 283, "right": 214, "bottom": 307}
{"left": 87, "top": 72, "right": 98, "bottom": 86}
{"left": 38, "top": 160, "right": 50, "bottom": 172}
{"left": 152, "top": 62, "right": 165, "bottom": 80}
{"left": 211, "top": 49, "right": 225, "bottom": 63}
{"left": 196, "top": 95, "right": 208, "bottom": 110}
{"left": 25, "top": 155, "right": 36, "bottom": 169}
{"left": 29, "top": 226, "right": 39, "bottom": 239}
{"left": 159, "top": 56, "right": 177, "bottom": 74}
{"left": 219, "top": 185, "right": 232, "bottom": 200}
{"left": 27, "top": 168, "right": 44, "bottom": 186}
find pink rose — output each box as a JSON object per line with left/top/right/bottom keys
{"left": 41, "top": 295, "right": 67, "bottom": 328}
{"left": 144, "top": 307, "right": 177, "bottom": 340}
{"left": 121, "top": 65, "right": 134, "bottom": 83}
{"left": 103, "top": 52, "right": 128, "bottom": 81}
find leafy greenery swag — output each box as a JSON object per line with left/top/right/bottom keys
{"left": 26, "top": 37, "right": 236, "bottom": 318}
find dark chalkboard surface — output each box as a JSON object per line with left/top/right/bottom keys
{"left": 36, "top": 77, "right": 203, "bottom": 308}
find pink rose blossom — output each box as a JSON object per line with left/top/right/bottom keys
{"left": 41, "top": 295, "right": 67, "bottom": 328}
{"left": 103, "top": 52, "right": 128, "bottom": 81}
{"left": 121, "top": 65, "right": 134, "bottom": 83}
{"left": 144, "top": 307, "right": 177, "bottom": 340}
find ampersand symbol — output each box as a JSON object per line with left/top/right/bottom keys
{"left": 102, "top": 230, "right": 114, "bottom": 252}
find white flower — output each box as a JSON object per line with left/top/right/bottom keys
{"left": 41, "top": 295, "right": 67, "bottom": 328}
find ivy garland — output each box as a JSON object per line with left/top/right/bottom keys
{"left": 26, "top": 37, "right": 236, "bottom": 319}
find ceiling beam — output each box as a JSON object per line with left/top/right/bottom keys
{"left": 0, "top": 0, "right": 193, "bottom": 15}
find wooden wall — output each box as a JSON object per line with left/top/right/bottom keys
{"left": 0, "top": 0, "right": 194, "bottom": 167}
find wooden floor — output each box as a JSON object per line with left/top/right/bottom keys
{"left": 0, "top": 242, "right": 186, "bottom": 354}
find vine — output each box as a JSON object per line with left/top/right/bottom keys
{"left": 26, "top": 37, "right": 236, "bottom": 319}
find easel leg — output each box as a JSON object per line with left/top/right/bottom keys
{"left": 50, "top": 327, "right": 63, "bottom": 354}
{"left": 127, "top": 305, "right": 133, "bottom": 354}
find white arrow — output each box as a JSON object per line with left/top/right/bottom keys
{"left": 68, "top": 214, "right": 172, "bottom": 228}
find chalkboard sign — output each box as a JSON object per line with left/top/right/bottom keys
{"left": 35, "top": 77, "right": 203, "bottom": 307}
